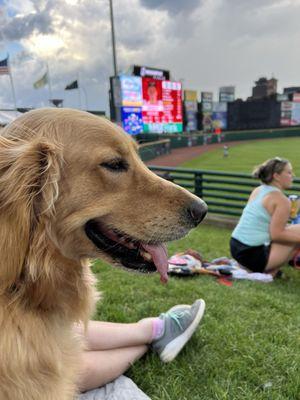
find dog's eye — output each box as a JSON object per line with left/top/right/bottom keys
{"left": 100, "top": 159, "right": 128, "bottom": 172}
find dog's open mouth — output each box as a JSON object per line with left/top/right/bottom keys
{"left": 85, "top": 220, "right": 169, "bottom": 282}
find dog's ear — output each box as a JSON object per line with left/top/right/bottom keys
{"left": 0, "top": 136, "right": 63, "bottom": 289}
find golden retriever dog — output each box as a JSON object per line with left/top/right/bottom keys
{"left": 0, "top": 108, "right": 207, "bottom": 400}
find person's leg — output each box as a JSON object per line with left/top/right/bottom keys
{"left": 77, "top": 345, "right": 148, "bottom": 392}
{"left": 265, "top": 242, "right": 298, "bottom": 275}
{"left": 74, "top": 319, "right": 155, "bottom": 351}
{"left": 76, "top": 299, "right": 205, "bottom": 392}
{"left": 264, "top": 224, "right": 300, "bottom": 276}
{"left": 75, "top": 320, "right": 155, "bottom": 392}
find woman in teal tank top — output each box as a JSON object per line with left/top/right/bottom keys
{"left": 230, "top": 157, "right": 300, "bottom": 275}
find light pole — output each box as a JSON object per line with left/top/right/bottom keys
{"left": 109, "top": 0, "right": 118, "bottom": 76}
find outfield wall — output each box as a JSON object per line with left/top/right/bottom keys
{"left": 138, "top": 127, "right": 300, "bottom": 161}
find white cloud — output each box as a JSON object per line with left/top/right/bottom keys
{"left": 1, "top": 0, "right": 300, "bottom": 111}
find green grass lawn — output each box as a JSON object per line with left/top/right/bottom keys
{"left": 181, "top": 137, "right": 300, "bottom": 176}
{"left": 91, "top": 138, "right": 300, "bottom": 399}
{"left": 93, "top": 224, "right": 300, "bottom": 400}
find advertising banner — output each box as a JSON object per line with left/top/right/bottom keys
{"left": 213, "top": 102, "right": 227, "bottom": 113}
{"left": 277, "top": 94, "right": 289, "bottom": 102}
{"left": 281, "top": 119, "right": 291, "bottom": 126}
{"left": 120, "top": 75, "right": 143, "bottom": 106}
{"left": 201, "top": 92, "right": 213, "bottom": 132}
{"left": 212, "top": 102, "right": 227, "bottom": 130}
{"left": 212, "top": 112, "right": 227, "bottom": 130}
{"left": 121, "top": 107, "right": 143, "bottom": 135}
{"left": 142, "top": 79, "right": 183, "bottom": 133}
{"left": 202, "top": 102, "right": 213, "bottom": 112}
{"left": 291, "top": 102, "right": 300, "bottom": 125}
{"left": 185, "top": 111, "right": 197, "bottom": 131}
{"left": 184, "top": 90, "right": 198, "bottom": 102}
{"left": 162, "top": 81, "right": 182, "bottom": 125}
{"left": 184, "top": 101, "right": 197, "bottom": 112}
{"left": 281, "top": 101, "right": 293, "bottom": 111}
{"left": 133, "top": 65, "right": 170, "bottom": 80}
{"left": 293, "top": 93, "right": 300, "bottom": 102}
{"left": 280, "top": 101, "right": 292, "bottom": 126}
{"left": 142, "top": 77, "right": 164, "bottom": 112}
{"left": 219, "top": 93, "right": 234, "bottom": 102}
{"left": 219, "top": 86, "right": 235, "bottom": 103}
{"left": 184, "top": 91, "right": 198, "bottom": 132}
{"left": 201, "top": 92, "right": 213, "bottom": 102}
{"left": 142, "top": 77, "right": 164, "bottom": 132}
{"left": 202, "top": 112, "right": 213, "bottom": 133}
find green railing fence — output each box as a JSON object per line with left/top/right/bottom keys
{"left": 149, "top": 165, "right": 300, "bottom": 217}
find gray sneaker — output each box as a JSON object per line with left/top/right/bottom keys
{"left": 151, "top": 299, "right": 205, "bottom": 363}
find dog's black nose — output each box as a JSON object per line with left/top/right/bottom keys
{"left": 187, "top": 200, "right": 208, "bottom": 226}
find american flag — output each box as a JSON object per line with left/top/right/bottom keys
{"left": 0, "top": 56, "right": 9, "bottom": 75}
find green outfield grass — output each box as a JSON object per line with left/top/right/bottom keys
{"left": 92, "top": 138, "right": 300, "bottom": 399}
{"left": 181, "top": 137, "right": 300, "bottom": 176}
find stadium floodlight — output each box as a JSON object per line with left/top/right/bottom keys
{"left": 109, "top": 0, "right": 118, "bottom": 77}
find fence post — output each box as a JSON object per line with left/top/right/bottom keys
{"left": 194, "top": 172, "right": 203, "bottom": 198}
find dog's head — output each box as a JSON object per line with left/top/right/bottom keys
{"left": 0, "top": 108, "right": 207, "bottom": 286}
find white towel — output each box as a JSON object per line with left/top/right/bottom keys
{"left": 232, "top": 269, "right": 273, "bottom": 283}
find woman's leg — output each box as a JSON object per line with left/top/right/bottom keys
{"left": 265, "top": 242, "right": 298, "bottom": 275}
{"left": 263, "top": 223, "right": 300, "bottom": 274}
{"left": 77, "top": 345, "right": 148, "bottom": 392}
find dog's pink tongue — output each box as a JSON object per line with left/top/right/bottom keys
{"left": 142, "top": 243, "right": 169, "bottom": 283}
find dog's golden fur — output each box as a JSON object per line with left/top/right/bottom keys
{"left": 0, "top": 108, "right": 205, "bottom": 399}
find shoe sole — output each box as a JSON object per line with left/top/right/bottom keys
{"left": 159, "top": 299, "right": 206, "bottom": 363}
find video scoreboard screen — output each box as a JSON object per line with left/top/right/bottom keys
{"left": 117, "top": 75, "right": 183, "bottom": 134}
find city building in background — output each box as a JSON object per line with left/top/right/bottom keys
{"left": 251, "top": 77, "right": 277, "bottom": 99}
{"left": 227, "top": 98, "right": 281, "bottom": 130}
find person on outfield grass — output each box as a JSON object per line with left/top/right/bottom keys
{"left": 230, "top": 157, "right": 300, "bottom": 276}
{"left": 76, "top": 299, "right": 205, "bottom": 392}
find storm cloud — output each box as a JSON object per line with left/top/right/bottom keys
{"left": 0, "top": 0, "right": 300, "bottom": 112}
{"left": 0, "top": 12, "right": 53, "bottom": 41}
{"left": 139, "top": 0, "right": 201, "bottom": 15}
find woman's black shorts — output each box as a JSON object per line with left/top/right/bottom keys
{"left": 230, "top": 237, "right": 271, "bottom": 273}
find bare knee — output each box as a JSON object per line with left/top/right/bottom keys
{"left": 266, "top": 243, "right": 297, "bottom": 272}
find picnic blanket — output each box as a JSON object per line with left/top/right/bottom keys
{"left": 168, "top": 250, "right": 273, "bottom": 283}
{"left": 78, "top": 375, "right": 150, "bottom": 400}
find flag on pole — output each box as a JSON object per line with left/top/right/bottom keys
{"left": 50, "top": 99, "right": 63, "bottom": 107}
{"left": 33, "top": 72, "right": 48, "bottom": 89}
{"left": 0, "top": 56, "right": 9, "bottom": 75}
{"left": 65, "top": 80, "right": 78, "bottom": 90}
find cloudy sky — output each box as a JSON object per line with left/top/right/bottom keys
{"left": 1, "top": 0, "right": 300, "bottom": 114}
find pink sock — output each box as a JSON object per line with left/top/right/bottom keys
{"left": 151, "top": 318, "right": 165, "bottom": 341}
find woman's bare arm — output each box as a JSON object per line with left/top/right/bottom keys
{"left": 269, "top": 194, "right": 300, "bottom": 243}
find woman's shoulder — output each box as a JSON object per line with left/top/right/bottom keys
{"left": 264, "top": 187, "right": 289, "bottom": 206}
{"left": 248, "top": 185, "right": 267, "bottom": 201}
{"left": 249, "top": 185, "right": 262, "bottom": 198}
{"left": 271, "top": 190, "right": 290, "bottom": 202}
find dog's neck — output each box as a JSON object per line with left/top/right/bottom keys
{"left": 4, "top": 249, "right": 96, "bottom": 323}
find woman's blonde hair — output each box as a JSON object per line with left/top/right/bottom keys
{"left": 252, "top": 157, "right": 289, "bottom": 184}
